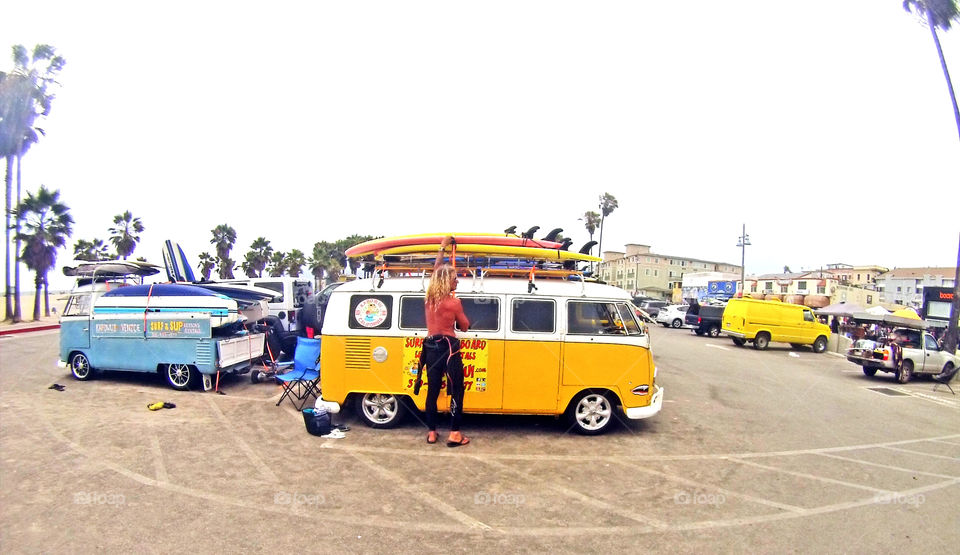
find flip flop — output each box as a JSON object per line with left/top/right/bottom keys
{"left": 446, "top": 436, "right": 470, "bottom": 447}
{"left": 426, "top": 432, "right": 438, "bottom": 444}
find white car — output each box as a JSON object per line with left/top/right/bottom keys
{"left": 656, "top": 304, "right": 690, "bottom": 328}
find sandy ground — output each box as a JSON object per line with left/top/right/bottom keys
{"left": 1, "top": 326, "right": 958, "bottom": 553}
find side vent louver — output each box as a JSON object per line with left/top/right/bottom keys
{"left": 345, "top": 337, "right": 371, "bottom": 370}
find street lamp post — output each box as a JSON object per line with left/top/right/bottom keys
{"left": 736, "top": 224, "right": 751, "bottom": 298}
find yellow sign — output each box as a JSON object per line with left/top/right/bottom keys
{"left": 401, "top": 337, "right": 488, "bottom": 393}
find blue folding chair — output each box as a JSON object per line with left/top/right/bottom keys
{"left": 275, "top": 337, "right": 322, "bottom": 410}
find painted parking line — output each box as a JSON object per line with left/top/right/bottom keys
{"left": 705, "top": 344, "right": 729, "bottom": 351}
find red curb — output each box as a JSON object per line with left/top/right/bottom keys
{"left": 0, "top": 324, "right": 60, "bottom": 336}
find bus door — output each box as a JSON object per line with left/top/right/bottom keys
{"left": 502, "top": 296, "right": 561, "bottom": 413}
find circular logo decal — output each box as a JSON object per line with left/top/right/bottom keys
{"left": 355, "top": 298, "right": 388, "bottom": 328}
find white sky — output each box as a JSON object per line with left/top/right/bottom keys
{"left": 3, "top": 0, "right": 959, "bottom": 292}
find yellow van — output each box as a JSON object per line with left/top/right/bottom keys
{"left": 318, "top": 275, "right": 663, "bottom": 434}
{"left": 721, "top": 297, "right": 831, "bottom": 352}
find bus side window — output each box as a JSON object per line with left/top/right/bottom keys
{"left": 568, "top": 301, "right": 624, "bottom": 335}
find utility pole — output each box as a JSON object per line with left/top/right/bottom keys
{"left": 737, "top": 224, "right": 751, "bottom": 298}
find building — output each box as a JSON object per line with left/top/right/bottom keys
{"left": 877, "top": 267, "right": 957, "bottom": 307}
{"left": 823, "top": 263, "right": 888, "bottom": 289}
{"left": 599, "top": 244, "right": 741, "bottom": 300}
{"left": 743, "top": 270, "right": 838, "bottom": 307}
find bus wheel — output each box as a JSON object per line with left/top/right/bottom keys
{"left": 357, "top": 393, "right": 405, "bottom": 428}
{"left": 568, "top": 390, "right": 615, "bottom": 435}
{"left": 897, "top": 361, "right": 913, "bottom": 384}
{"left": 70, "top": 352, "right": 93, "bottom": 381}
{"left": 753, "top": 333, "right": 770, "bottom": 350}
{"left": 165, "top": 363, "right": 194, "bottom": 390}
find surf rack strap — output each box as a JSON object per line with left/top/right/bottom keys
{"left": 371, "top": 263, "right": 585, "bottom": 289}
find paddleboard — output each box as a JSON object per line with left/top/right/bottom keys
{"left": 373, "top": 243, "right": 600, "bottom": 262}
{"left": 345, "top": 233, "right": 562, "bottom": 257}
{"left": 63, "top": 260, "right": 162, "bottom": 278}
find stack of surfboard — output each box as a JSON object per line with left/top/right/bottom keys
{"left": 345, "top": 233, "right": 600, "bottom": 275}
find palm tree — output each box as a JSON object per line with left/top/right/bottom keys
{"left": 73, "top": 238, "right": 109, "bottom": 261}
{"left": 247, "top": 237, "right": 273, "bottom": 277}
{"left": 903, "top": 1, "right": 960, "bottom": 143}
{"left": 240, "top": 252, "right": 259, "bottom": 278}
{"left": 1, "top": 44, "right": 65, "bottom": 322}
{"left": 309, "top": 241, "right": 340, "bottom": 288}
{"left": 335, "top": 234, "right": 375, "bottom": 275}
{"left": 286, "top": 249, "right": 306, "bottom": 277}
{"left": 268, "top": 251, "right": 287, "bottom": 277}
{"left": 597, "top": 192, "right": 619, "bottom": 257}
{"left": 16, "top": 185, "right": 72, "bottom": 319}
{"left": 210, "top": 224, "right": 236, "bottom": 279}
{"left": 197, "top": 251, "right": 216, "bottom": 280}
{"left": 108, "top": 210, "right": 144, "bottom": 259}
{"left": 580, "top": 211, "right": 601, "bottom": 244}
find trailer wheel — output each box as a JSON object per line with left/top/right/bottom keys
{"left": 862, "top": 366, "right": 877, "bottom": 377}
{"left": 732, "top": 337, "right": 746, "bottom": 347}
{"left": 165, "top": 363, "right": 194, "bottom": 390}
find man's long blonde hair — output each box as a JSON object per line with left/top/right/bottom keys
{"left": 426, "top": 264, "right": 456, "bottom": 308}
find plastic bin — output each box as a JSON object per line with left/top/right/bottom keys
{"left": 302, "top": 408, "right": 331, "bottom": 436}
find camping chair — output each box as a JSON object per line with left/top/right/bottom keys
{"left": 275, "top": 337, "right": 322, "bottom": 410}
{"left": 933, "top": 364, "right": 958, "bottom": 395}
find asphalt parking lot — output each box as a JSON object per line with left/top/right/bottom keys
{"left": 1, "top": 326, "right": 958, "bottom": 553}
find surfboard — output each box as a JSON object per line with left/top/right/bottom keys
{"left": 373, "top": 243, "right": 601, "bottom": 262}
{"left": 345, "top": 234, "right": 562, "bottom": 257}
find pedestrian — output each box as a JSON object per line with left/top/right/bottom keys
{"left": 830, "top": 316, "right": 839, "bottom": 334}
{"left": 420, "top": 236, "right": 471, "bottom": 447}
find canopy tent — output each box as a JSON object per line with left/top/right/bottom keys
{"left": 891, "top": 307, "right": 921, "bottom": 320}
{"left": 815, "top": 302, "right": 864, "bottom": 316}
{"left": 849, "top": 312, "right": 929, "bottom": 330}
{"left": 865, "top": 306, "right": 890, "bottom": 315}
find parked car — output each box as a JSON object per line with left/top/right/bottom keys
{"left": 722, "top": 298, "right": 830, "bottom": 352}
{"left": 639, "top": 300, "right": 669, "bottom": 318}
{"left": 656, "top": 304, "right": 690, "bottom": 328}
{"left": 685, "top": 303, "right": 725, "bottom": 337}
{"left": 846, "top": 327, "right": 958, "bottom": 383}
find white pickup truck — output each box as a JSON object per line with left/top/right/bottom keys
{"left": 846, "top": 327, "right": 958, "bottom": 384}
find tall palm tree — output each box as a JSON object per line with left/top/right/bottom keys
{"left": 197, "top": 251, "right": 216, "bottom": 280}
{"left": 108, "top": 210, "right": 144, "bottom": 259}
{"left": 247, "top": 237, "right": 273, "bottom": 277}
{"left": 268, "top": 251, "right": 287, "bottom": 277}
{"left": 73, "top": 238, "right": 109, "bottom": 261}
{"left": 286, "top": 249, "right": 306, "bottom": 277}
{"left": 903, "top": 1, "right": 960, "bottom": 142}
{"left": 1, "top": 44, "right": 65, "bottom": 322}
{"left": 597, "top": 192, "right": 619, "bottom": 257}
{"left": 16, "top": 185, "right": 72, "bottom": 319}
{"left": 210, "top": 224, "right": 236, "bottom": 279}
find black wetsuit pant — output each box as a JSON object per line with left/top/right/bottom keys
{"left": 422, "top": 335, "right": 464, "bottom": 432}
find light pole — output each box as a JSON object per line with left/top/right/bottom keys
{"left": 736, "top": 224, "right": 751, "bottom": 298}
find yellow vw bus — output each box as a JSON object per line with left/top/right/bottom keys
{"left": 319, "top": 275, "right": 663, "bottom": 434}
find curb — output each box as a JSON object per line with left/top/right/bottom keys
{"left": 0, "top": 324, "right": 60, "bottom": 336}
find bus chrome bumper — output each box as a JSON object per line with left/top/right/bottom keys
{"left": 625, "top": 385, "right": 663, "bottom": 420}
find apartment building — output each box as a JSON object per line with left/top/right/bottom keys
{"left": 823, "top": 263, "right": 888, "bottom": 289}
{"left": 599, "top": 243, "right": 741, "bottom": 299}
{"left": 876, "top": 267, "right": 957, "bottom": 307}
